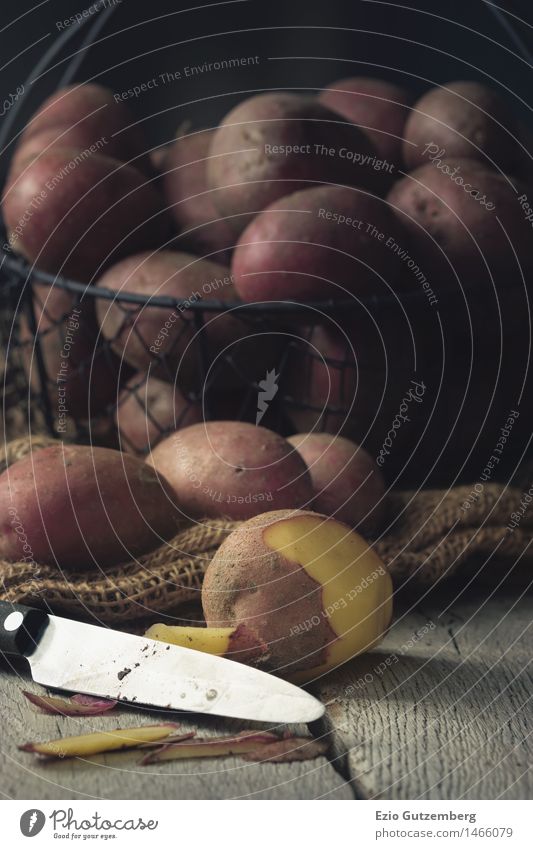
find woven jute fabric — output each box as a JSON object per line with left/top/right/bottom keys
{"left": 0, "top": 437, "right": 532, "bottom": 627}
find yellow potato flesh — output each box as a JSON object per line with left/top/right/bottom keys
{"left": 144, "top": 624, "right": 235, "bottom": 655}
{"left": 26, "top": 725, "right": 177, "bottom": 758}
{"left": 263, "top": 514, "right": 393, "bottom": 681}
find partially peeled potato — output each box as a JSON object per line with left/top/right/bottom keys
{"left": 146, "top": 509, "right": 392, "bottom": 682}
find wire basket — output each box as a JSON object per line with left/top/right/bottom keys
{"left": 1, "top": 0, "right": 532, "bottom": 486}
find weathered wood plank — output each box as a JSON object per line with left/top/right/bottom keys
{"left": 0, "top": 663, "right": 352, "bottom": 800}
{"left": 3, "top": 594, "right": 530, "bottom": 799}
{"left": 316, "top": 593, "right": 533, "bottom": 800}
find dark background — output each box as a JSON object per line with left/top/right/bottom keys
{"left": 1, "top": 0, "right": 532, "bottom": 179}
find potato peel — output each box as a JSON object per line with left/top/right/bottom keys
{"left": 242, "top": 737, "right": 329, "bottom": 763}
{"left": 19, "top": 723, "right": 181, "bottom": 759}
{"left": 136, "top": 731, "right": 196, "bottom": 749}
{"left": 23, "top": 691, "right": 117, "bottom": 716}
{"left": 140, "top": 731, "right": 279, "bottom": 765}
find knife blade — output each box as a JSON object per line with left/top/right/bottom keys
{"left": 0, "top": 602, "right": 324, "bottom": 723}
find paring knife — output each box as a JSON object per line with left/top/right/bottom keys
{"left": 0, "top": 601, "right": 324, "bottom": 723}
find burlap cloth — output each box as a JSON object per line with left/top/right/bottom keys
{"left": 0, "top": 436, "right": 531, "bottom": 628}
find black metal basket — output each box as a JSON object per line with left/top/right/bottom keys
{"left": 1, "top": 0, "right": 533, "bottom": 486}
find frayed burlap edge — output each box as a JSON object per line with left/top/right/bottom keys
{"left": 1, "top": 437, "right": 532, "bottom": 626}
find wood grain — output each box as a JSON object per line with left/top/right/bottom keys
{"left": 1, "top": 593, "right": 531, "bottom": 799}
{"left": 0, "top": 663, "right": 351, "bottom": 800}
{"left": 314, "top": 592, "right": 533, "bottom": 800}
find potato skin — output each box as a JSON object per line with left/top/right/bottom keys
{"left": 387, "top": 158, "right": 533, "bottom": 286}
{"left": 19, "top": 289, "right": 124, "bottom": 421}
{"left": 319, "top": 77, "right": 413, "bottom": 164}
{"left": 232, "top": 184, "right": 408, "bottom": 303}
{"left": 207, "top": 92, "right": 381, "bottom": 233}
{"left": 2, "top": 147, "right": 166, "bottom": 280}
{"left": 403, "top": 81, "right": 523, "bottom": 173}
{"left": 21, "top": 83, "right": 150, "bottom": 172}
{"left": 96, "top": 250, "right": 282, "bottom": 392}
{"left": 283, "top": 321, "right": 410, "bottom": 444}
{"left": 10, "top": 128, "right": 108, "bottom": 180}
{"left": 96, "top": 251, "right": 237, "bottom": 384}
{"left": 288, "top": 433, "right": 386, "bottom": 534}
{"left": 284, "top": 324, "right": 358, "bottom": 436}
{"left": 202, "top": 509, "right": 336, "bottom": 674}
{"left": 163, "top": 129, "right": 235, "bottom": 263}
{"left": 148, "top": 422, "right": 314, "bottom": 520}
{"left": 0, "top": 445, "right": 182, "bottom": 569}
{"left": 116, "top": 372, "right": 203, "bottom": 455}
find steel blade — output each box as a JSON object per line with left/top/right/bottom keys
{"left": 27, "top": 616, "right": 324, "bottom": 723}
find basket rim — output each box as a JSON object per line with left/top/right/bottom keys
{"left": 0, "top": 242, "right": 502, "bottom": 315}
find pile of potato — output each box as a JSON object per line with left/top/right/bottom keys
{"left": 3, "top": 73, "right": 532, "bottom": 673}
{"left": 0, "top": 435, "right": 391, "bottom": 680}
{"left": 3, "top": 76, "right": 532, "bottom": 487}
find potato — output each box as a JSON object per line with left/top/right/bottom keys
{"left": 10, "top": 128, "right": 102, "bottom": 180}
{"left": 2, "top": 146, "right": 167, "bottom": 280}
{"left": 163, "top": 129, "right": 235, "bottom": 263}
{"left": 21, "top": 83, "right": 150, "bottom": 172}
{"left": 283, "top": 324, "right": 358, "bottom": 436}
{"left": 20, "top": 313, "right": 122, "bottom": 424}
{"left": 0, "top": 444, "right": 182, "bottom": 569}
{"left": 96, "top": 250, "right": 283, "bottom": 391}
{"left": 403, "top": 81, "right": 523, "bottom": 173}
{"left": 19, "top": 285, "right": 124, "bottom": 423}
{"left": 116, "top": 372, "right": 203, "bottom": 455}
{"left": 319, "top": 76, "right": 413, "bottom": 165}
{"left": 387, "top": 158, "right": 533, "bottom": 286}
{"left": 287, "top": 433, "right": 386, "bottom": 534}
{"left": 207, "top": 92, "right": 382, "bottom": 234}
{"left": 282, "top": 323, "right": 421, "bottom": 463}
{"left": 232, "top": 184, "right": 408, "bottom": 303}
{"left": 96, "top": 251, "right": 236, "bottom": 385}
{"left": 201, "top": 509, "right": 392, "bottom": 681}
{"left": 148, "top": 421, "right": 314, "bottom": 520}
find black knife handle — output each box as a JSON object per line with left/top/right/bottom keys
{"left": 0, "top": 601, "right": 49, "bottom": 657}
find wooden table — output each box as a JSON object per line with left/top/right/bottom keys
{"left": 1, "top": 589, "right": 531, "bottom": 800}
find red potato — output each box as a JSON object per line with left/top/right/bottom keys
{"left": 163, "top": 129, "right": 235, "bottom": 263}
{"left": 232, "top": 184, "right": 409, "bottom": 303}
{"left": 319, "top": 77, "right": 413, "bottom": 165}
{"left": 283, "top": 323, "right": 411, "bottom": 448}
{"left": 116, "top": 372, "right": 203, "bottom": 455}
{"left": 21, "top": 83, "right": 150, "bottom": 172}
{"left": 403, "top": 81, "right": 524, "bottom": 174}
{"left": 207, "top": 92, "right": 383, "bottom": 234}
{"left": 10, "top": 128, "right": 110, "bottom": 180}
{"left": 19, "top": 306, "right": 123, "bottom": 423}
{"left": 95, "top": 251, "right": 239, "bottom": 388}
{"left": 201, "top": 509, "right": 392, "bottom": 679}
{"left": 387, "top": 158, "right": 533, "bottom": 287}
{"left": 2, "top": 146, "right": 167, "bottom": 280}
{"left": 0, "top": 444, "right": 182, "bottom": 569}
{"left": 96, "top": 251, "right": 283, "bottom": 392}
{"left": 19, "top": 282, "right": 128, "bottom": 426}
{"left": 283, "top": 323, "right": 439, "bottom": 485}
{"left": 287, "top": 433, "right": 386, "bottom": 535}
{"left": 283, "top": 324, "right": 358, "bottom": 436}
{"left": 148, "top": 421, "right": 314, "bottom": 520}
